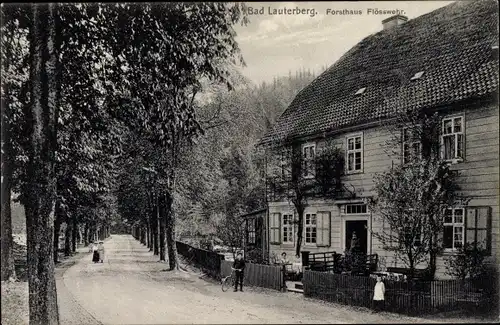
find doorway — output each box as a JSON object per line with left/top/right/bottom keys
{"left": 345, "top": 220, "right": 368, "bottom": 254}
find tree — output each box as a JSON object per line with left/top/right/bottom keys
{"left": 369, "top": 110, "right": 464, "bottom": 280}
{"left": 1, "top": 5, "right": 29, "bottom": 281}
{"left": 268, "top": 142, "right": 345, "bottom": 257}
{"left": 21, "top": 3, "right": 60, "bottom": 324}
{"left": 106, "top": 3, "right": 249, "bottom": 270}
{"left": 216, "top": 213, "right": 245, "bottom": 259}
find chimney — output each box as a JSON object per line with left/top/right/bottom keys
{"left": 382, "top": 14, "right": 408, "bottom": 30}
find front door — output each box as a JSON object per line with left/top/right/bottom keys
{"left": 345, "top": 220, "right": 368, "bottom": 254}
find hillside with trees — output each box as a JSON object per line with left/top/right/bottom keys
{"left": 174, "top": 68, "right": 321, "bottom": 247}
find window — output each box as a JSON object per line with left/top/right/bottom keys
{"left": 443, "top": 208, "right": 464, "bottom": 250}
{"left": 466, "top": 207, "right": 492, "bottom": 254}
{"left": 302, "top": 143, "right": 316, "bottom": 178}
{"left": 343, "top": 204, "right": 368, "bottom": 214}
{"left": 278, "top": 148, "right": 291, "bottom": 179}
{"left": 280, "top": 151, "right": 287, "bottom": 178}
{"left": 441, "top": 116, "right": 464, "bottom": 161}
{"left": 247, "top": 219, "right": 256, "bottom": 245}
{"left": 282, "top": 214, "right": 294, "bottom": 244}
{"left": 346, "top": 134, "right": 363, "bottom": 173}
{"left": 305, "top": 213, "right": 317, "bottom": 244}
{"left": 402, "top": 127, "right": 422, "bottom": 164}
{"left": 270, "top": 213, "right": 281, "bottom": 244}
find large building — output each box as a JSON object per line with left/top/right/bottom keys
{"left": 258, "top": 0, "right": 499, "bottom": 279}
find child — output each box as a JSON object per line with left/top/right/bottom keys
{"left": 372, "top": 275, "right": 385, "bottom": 313}
{"left": 232, "top": 252, "right": 246, "bottom": 292}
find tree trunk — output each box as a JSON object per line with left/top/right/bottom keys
{"left": 408, "top": 259, "right": 415, "bottom": 281}
{"left": 295, "top": 205, "right": 305, "bottom": 258}
{"left": 78, "top": 225, "right": 83, "bottom": 244}
{"left": 140, "top": 225, "right": 146, "bottom": 245}
{"left": 84, "top": 223, "right": 89, "bottom": 246}
{"left": 0, "top": 0, "right": 17, "bottom": 283}
{"left": 165, "top": 192, "right": 179, "bottom": 270}
{"left": 71, "top": 216, "right": 77, "bottom": 252}
{"left": 0, "top": 131, "right": 16, "bottom": 280}
{"left": 53, "top": 201, "right": 63, "bottom": 263}
{"left": 64, "top": 221, "right": 71, "bottom": 256}
{"left": 428, "top": 234, "right": 437, "bottom": 280}
{"left": 159, "top": 194, "right": 166, "bottom": 262}
{"left": 146, "top": 222, "right": 151, "bottom": 249}
{"left": 153, "top": 200, "right": 159, "bottom": 255}
{"left": 23, "top": 4, "right": 60, "bottom": 324}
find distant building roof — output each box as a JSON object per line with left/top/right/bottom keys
{"left": 259, "top": 0, "right": 499, "bottom": 146}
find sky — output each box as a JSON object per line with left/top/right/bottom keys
{"left": 234, "top": 1, "right": 455, "bottom": 85}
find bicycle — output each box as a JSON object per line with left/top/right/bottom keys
{"left": 221, "top": 267, "right": 241, "bottom": 292}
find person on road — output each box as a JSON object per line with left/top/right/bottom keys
{"left": 92, "top": 241, "right": 100, "bottom": 263}
{"left": 372, "top": 275, "right": 386, "bottom": 313}
{"left": 232, "top": 252, "right": 246, "bottom": 292}
{"left": 98, "top": 241, "right": 105, "bottom": 263}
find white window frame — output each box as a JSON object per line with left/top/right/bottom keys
{"left": 346, "top": 133, "right": 363, "bottom": 174}
{"left": 304, "top": 212, "right": 317, "bottom": 245}
{"left": 280, "top": 153, "right": 287, "bottom": 179}
{"left": 302, "top": 143, "right": 316, "bottom": 179}
{"left": 342, "top": 203, "right": 369, "bottom": 215}
{"left": 441, "top": 115, "right": 465, "bottom": 162}
{"left": 443, "top": 207, "right": 465, "bottom": 251}
{"left": 282, "top": 213, "right": 294, "bottom": 245}
{"left": 402, "top": 126, "right": 422, "bottom": 164}
{"left": 247, "top": 218, "right": 256, "bottom": 245}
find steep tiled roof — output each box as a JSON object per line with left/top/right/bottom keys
{"left": 259, "top": 0, "right": 499, "bottom": 146}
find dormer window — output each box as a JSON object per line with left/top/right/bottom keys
{"left": 410, "top": 71, "right": 425, "bottom": 81}
{"left": 355, "top": 87, "right": 366, "bottom": 96}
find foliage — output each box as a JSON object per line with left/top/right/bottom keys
{"left": 444, "top": 243, "right": 488, "bottom": 281}
{"left": 215, "top": 213, "right": 244, "bottom": 258}
{"left": 175, "top": 71, "right": 319, "bottom": 247}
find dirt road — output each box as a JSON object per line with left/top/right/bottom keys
{"left": 58, "top": 235, "right": 449, "bottom": 324}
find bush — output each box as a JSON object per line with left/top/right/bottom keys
{"left": 444, "top": 243, "right": 488, "bottom": 281}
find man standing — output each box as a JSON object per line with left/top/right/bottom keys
{"left": 232, "top": 252, "right": 246, "bottom": 292}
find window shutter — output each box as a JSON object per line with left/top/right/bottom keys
{"left": 465, "top": 207, "right": 492, "bottom": 255}
{"left": 270, "top": 213, "right": 281, "bottom": 244}
{"left": 465, "top": 208, "right": 476, "bottom": 246}
{"left": 316, "top": 211, "right": 331, "bottom": 247}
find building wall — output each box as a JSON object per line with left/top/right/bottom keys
{"left": 266, "top": 98, "right": 499, "bottom": 279}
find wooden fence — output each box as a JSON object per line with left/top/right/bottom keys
{"left": 176, "top": 241, "right": 225, "bottom": 279}
{"left": 221, "top": 260, "right": 284, "bottom": 291}
{"left": 303, "top": 270, "right": 498, "bottom": 316}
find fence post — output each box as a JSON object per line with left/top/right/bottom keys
{"left": 281, "top": 264, "right": 287, "bottom": 292}
{"left": 301, "top": 251, "right": 310, "bottom": 268}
